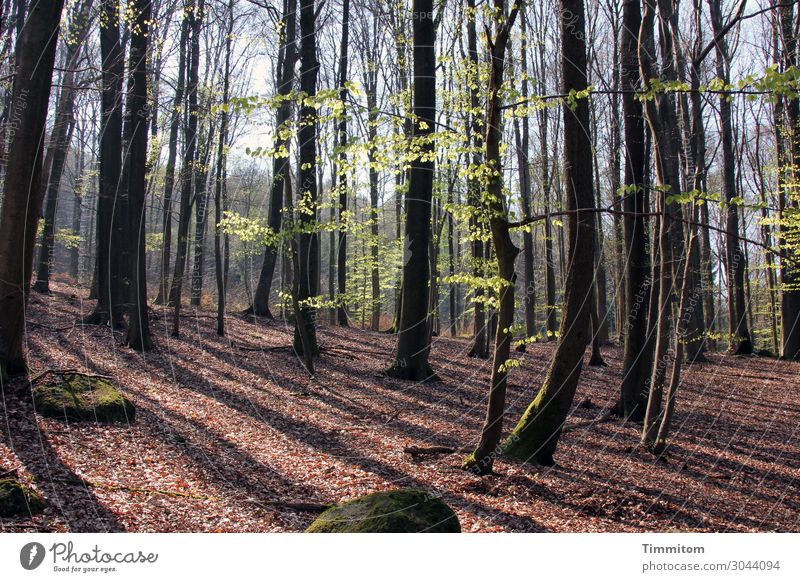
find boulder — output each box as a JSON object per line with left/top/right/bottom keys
{"left": 0, "top": 478, "right": 46, "bottom": 517}
{"left": 306, "top": 489, "right": 460, "bottom": 533}
{"left": 33, "top": 372, "right": 135, "bottom": 423}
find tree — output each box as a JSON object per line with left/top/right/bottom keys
{"left": 123, "top": 0, "right": 153, "bottom": 351}
{"left": 463, "top": 0, "right": 520, "bottom": 475}
{"left": 214, "top": 0, "right": 234, "bottom": 336}
{"left": 0, "top": 0, "right": 66, "bottom": 379}
{"left": 503, "top": 0, "right": 596, "bottom": 466}
{"left": 249, "top": 0, "right": 297, "bottom": 318}
{"left": 466, "top": 0, "right": 488, "bottom": 359}
{"left": 169, "top": 0, "right": 202, "bottom": 336}
{"left": 32, "top": 0, "right": 92, "bottom": 294}
{"left": 617, "top": 0, "right": 653, "bottom": 421}
{"left": 155, "top": 11, "right": 189, "bottom": 305}
{"left": 293, "top": 0, "right": 320, "bottom": 357}
{"left": 336, "top": 0, "right": 351, "bottom": 326}
{"left": 84, "top": 0, "right": 124, "bottom": 327}
{"left": 386, "top": 0, "right": 436, "bottom": 380}
{"left": 708, "top": 0, "right": 752, "bottom": 355}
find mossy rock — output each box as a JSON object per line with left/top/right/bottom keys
{"left": 0, "top": 478, "right": 46, "bottom": 517}
{"left": 306, "top": 489, "right": 460, "bottom": 533}
{"left": 33, "top": 372, "right": 135, "bottom": 423}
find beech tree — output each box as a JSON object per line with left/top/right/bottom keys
{"left": 503, "top": 0, "right": 596, "bottom": 466}
{"left": 0, "top": 0, "right": 66, "bottom": 379}
{"left": 386, "top": 0, "right": 436, "bottom": 381}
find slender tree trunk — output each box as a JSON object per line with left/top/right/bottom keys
{"left": 709, "top": 0, "right": 752, "bottom": 355}
{"left": 775, "top": 1, "right": 800, "bottom": 359}
{"left": 617, "top": 0, "right": 652, "bottom": 421}
{"left": 292, "top": 0, "right": 320, "bottom": 357}
{"left": 214, "top": 0, "right": 233, "bottom": 336}
{"left": 249, "top": 0, "right": 297, "bottom": 318}
{"left": 335, "top": 0, "right": 350, "bottom": 326}
{"left": 33, "top": 4, "right": 89, "bottom": 293}
{"left": 466, "top": 0, "right": 487, "bottom": 358}
{"left": 504, "top": 0, "right": 596, "bottom": 466}
{"left": 639, "top": 0, "right": 686, "bottom": 450}
{"left": 514, "top": 13, "right": 535, "bottom": 344}
{"left": 85, "top": 0, "right": 125, "bottom": 327}
{"left": 463, "top": 2, "right": 520, "bottom": 475}
{"left": 387, "top": 0, "right": 436, "bottom": 380}
{"left": 155, "top": 15, "right": 189, "bottom": 305}
{"left": 69, "top": 139, "right": 85, "bottom": 279}
{"left": 169, "top": 0, "right": 202, "bottom": 335}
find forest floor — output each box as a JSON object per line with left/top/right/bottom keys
{"left": 1, "top": 281, "right": 798, "bottom": 532}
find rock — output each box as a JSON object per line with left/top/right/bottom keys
{"left": 306, "top": 489, "right": 460, "bottom": 533}
{"left": 33, "top": 372, "right": 135, "bottom": 423}
{"left": 0, "top": 478, "right": 46, "bottom": 517}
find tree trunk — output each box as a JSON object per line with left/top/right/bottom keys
{"left": 84, "top": 0, "right": 125, "bottom": 326}
{"left": 466, "top": 0, "right": 487, "bottom": 358}
{"left": 0, "top": 0, "right": 65, "bottom": 379}
{"left": 154, "top": 15, "right": 189, "bottom": 305}
{"left": 336, "top": 0, "right": 350, "bottom": 326}
{"left": 709, "top": 0, "right": 752, "bottom": 355}
{"left": 617, "top": 0, "right": 653, "bottom": 421}
{"left": 386, "top": 0, "right": 436, "bottom": 380}
{"left": 292, "top": 0, "right": 320, "bottom": 357}
{"left": 214, "top": 0, "right": 233, "bottom": 336}
{"left": 249, "top": 0, "right": 297, "bottom": 318}
{"left": 33, "top": 4, "right": 89, "bottom": 294}
{"left": 123, "top": 0, "right": 152, "bottom": 352}
{"left": 463, "top": 3, "right": 520, "bottom": 475}
{"left": 169, "top": 0, "right": 202, "bottom": 335}
{"left": 504, "top": 0, "right": 596, "bottom": 466}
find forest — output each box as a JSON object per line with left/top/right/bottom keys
{"left": 0, "top": 0, "right": 798, "bottom": 533}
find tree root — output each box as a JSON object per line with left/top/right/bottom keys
{"left": 562, "top": 408, "right": 615, "bottom": 432}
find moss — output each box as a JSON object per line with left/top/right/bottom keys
{"left": 33, "top": 372, "right": 135, "bottom": 423}
{"left": 0, "top": 478, "right": 46, "bottom": 517}
{"left": 306, "top": 489, "right": 460, "bottom": 533}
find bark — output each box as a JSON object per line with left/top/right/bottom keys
{"left": 514, "top": 13, "right": 536, "bottom": 343}
{"left": 336, "top": 0, "right": 350, "bottom": 326}
{"left": 503, "top": 0, "right": 596, "bottom": 466}
{"left": 169, "top": 0, "right": 202, "bottom": 335}
{"left": 249, "top": 0, "right": 297, "bottom": 318}
{"left": 463, "top": 1, "right": 520, "bottom": 475}
{"left": 0, "top": 0, "right": 65, "bottom": 379}
{"left": 69, "top": 140, "right": 84, "bottom": 279}
{"left": 639, "top": 0, "right": 686, "bottom": 451}
{"left": 386, "top": 0, "right": 436, "bottom": 380}
{"left": 708, "top": 0, "right": 752, "bottom": 355}
{"left": 292, "top": 0, "right": 320, "bottom": 357}
{"left": 123, "top": 0, "right": 152, "bottom": 352}
{"left": 190, "top": 124, "right": 215, "bottom": 306}
{"left": 154, "top": 15, "right": 189, "bottom": 305}
{"left": 618, "top": 0, "right": 653, "bottom": 421}
{"left": 466, "top": 0, "right": 488, "bottom": 358}
{"left": 84, "top": 0, "right": 125, "bottom": 326}
{"left": 214, "top": 0, "right": 233, "bottom": 336}
{"left": 775, "top": 1, "right": 800, "bottom": 360}
{"left": 33, "top": 2, "right": 90, "bottom": 293}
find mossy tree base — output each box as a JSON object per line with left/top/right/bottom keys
{"left": 306, "top": 489, "right": 460, "bottom": 533}
{"left": 384, "top": 363, "right": 438, "bottom": 382}
{"left": 0, "top": 478, "right": 47, "bottom": 517}
{"left": 33, "top": 371, "right": 135, "bottom": 423}
{"left": 461, "top": 453, "right": 496, "bottom": 476}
